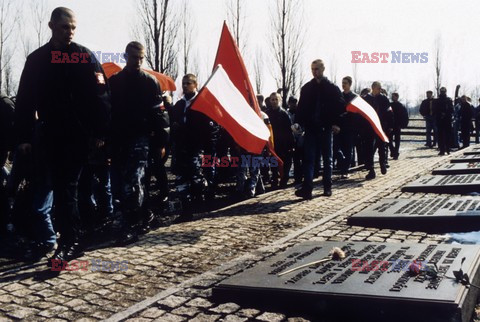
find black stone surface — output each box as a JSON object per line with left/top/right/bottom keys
{"left": 401, "top": 174, "right": 480, "bottom": 194}
{"left": 432, "top": 162, "right": 480, "bottom": 175}
{"left": 347, "top": 197, "right": 480, "bottom": 233}
{"left": 451, "top": 155, "right": 480, "bottom": 163}
{"left": 213, "top": 241, "right": 480, "bottom": 322}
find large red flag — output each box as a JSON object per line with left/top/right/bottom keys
{"left": 191, "top": 65, "right": 270, "bottom": 154}
{"left": 213, "top": 22, "right": 261, "bottom": 117}
{"left": 213, "top": 22, "right": 282, "bottom": 172}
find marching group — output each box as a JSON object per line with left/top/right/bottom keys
{"left": 1, "top": 7, "right": 462, "bottom": 267}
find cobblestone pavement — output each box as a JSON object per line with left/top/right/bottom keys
{"left": 1, "top": 141, "right": 480, "bottom": 321}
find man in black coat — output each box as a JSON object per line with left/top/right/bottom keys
{"left": 459, "top": 95, "right": 474, "bottom": 149}
{"left": 434, "top": 87, "right": 454, "bottom": 155}
{"left": 109, "top": 41, "right": 166, "bottom": 244}
{"left": 388, "top": 92, "right": 408, "bottom": 160}
{"left": 15, "top": 7, "right": 110, "bottom": 264}
{"left": 170, "top": 74, "right": 218, "bottom": 203}
{"left": 419, "top": 90, "right": 436, "bottom": 147}
{"left": 294, "top": 59, "right": 345, "bottom": 199}
{"left": 362, "top": 82, "right": 394, "bottom": 180}
{"left": 267, "top": 92, "right": 294, "bottom": 188}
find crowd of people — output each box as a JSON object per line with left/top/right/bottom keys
{"left": 2, "top": 6, "right": 472, "bottom": 267}
{"left": 419, "top": 89, "right": 480, "bottom": 154}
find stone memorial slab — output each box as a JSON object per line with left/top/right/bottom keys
{"left": 213, "top": 241, "right": 480, "bottom": 322}
{"left": 347, "top": 197, "right": 480, "bottom": 233}
{"left": 451, "top": 155, "right": 480, "bottom": 163}
{"left": 432, "top": 162, "right": 480, "bottom": 175}
{"left": 464, "top": 151, "right": 480, "bottom": 155}
{"left": 401, "top": 174, "right": 480, "bottom": 194}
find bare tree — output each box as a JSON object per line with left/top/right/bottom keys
{"left": 226, "top": 0, "right": 248, "bottom": 54}
{"left": 180, "top": 0, "right": 195, "bottom": 76}
{"left": 3, "top": 58, "right": 16, "bottom": 96}
{"left": 0, "top": 0, "right": 16, "bottom": 93}
{"left": 269, "top": 0, "right": 305, "bottom": 107}
{"left": 20, "top": 0, "right": 48, "bottom": 60}
{"left": 253, "top": 48, "right": 263, "bottom": 95}
{"left": 31, "top": 0, "right": 49, "bottom": 48}
{"left": 433, "top": 35, "right": 442, "bottom": 96}
{"left": 135, "top": 0, "right": 179, "bottom": 79}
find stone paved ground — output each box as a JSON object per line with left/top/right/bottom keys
{"left": 1, "top": 141, "right": 480, "bottom": 321}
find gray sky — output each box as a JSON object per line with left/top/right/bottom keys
{"left": 7, "top": 0, "right": 480, "bottom": 106}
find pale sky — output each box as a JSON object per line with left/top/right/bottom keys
{"left": 7, "top": 0, "right": 480, "bottom": 106}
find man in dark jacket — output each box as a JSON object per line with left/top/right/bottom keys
{"left": 294, "top": 59, "right": 345, "bottom": 199}
{"left": 15, "top": 7, "right": 110, "bottom": 264}
{"left": 434, "top": 87, "right": 454, "bottom": 155}
{"left": 459, "top": 95, "right": 474, "bottom": 149}
{"left": 170, "top": 74, "right": 218, "bottom": 204}
{"left": 419, "top": 91, "right": 436, "bottom": 147}
{"left": 110, "top": 41, "right": 165, "bottom": 244}
{"left": 363, "top": 82, "right": 394, "bottom": 180}
{"left": 267, "top": 92, "right": 294, "bottom": 188}
{"left": 388, "top": 93, "right": 408, "bottom": 160}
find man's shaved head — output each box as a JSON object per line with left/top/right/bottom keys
{"left": 50, "top": 7, "right": 75, "bottom": 24}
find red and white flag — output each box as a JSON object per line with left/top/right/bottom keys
{"left": 346, "top": 96, "right": 389, "bottom": 143}
{"left": 191, "top": 65, "right": 270, "bottom": 154}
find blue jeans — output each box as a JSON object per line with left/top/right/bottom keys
{"left": 425, "top": 116, "right": 437, "bottom": 146}
{"left": 32, "top": 124, "right": 56, "bottom": 245}
{"left": 112, "top": 136, "right": 149, "bottom": 224}
{"left": 303, "top": 129, "right": 332, "bottom": 192}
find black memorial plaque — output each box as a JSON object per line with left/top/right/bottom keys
{"left": 433, "top": 162, "right": 480, "bottom": 175}
{"left": 451, "top": 154, "right": 480, "bottom": 163}
{"left": 213, "top": 242, "right": 480, "bottom": 322}
{"left": 347, "top": 197, "right": 480, "bottom": 233}
{"left": 464, "top": 146, "right": 480, "bottom": 155}
{"left": 401, "top": 174, "right": 480, "bottom": 194}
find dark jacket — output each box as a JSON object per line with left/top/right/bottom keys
{"left": 434, "top": 94, "right": 454, "bottom": 125}
{"left": 110, "top": 68, "right": 166, "bottom": 145}
{"left": 170, "top": 94, "right": 219, "bottom": 154}
{"left": 419, "top": 98, "right": 435, "bottom": 117}
{"left": 0, "top": 96, "right": 15, "bottom": 152}
{"left": 364, "top": 93, "right": 394, "bottom": 132}
{"left": 459, "top": 102, "right": 474, "bottom": 129}
{"left": 297, "top": 77, "right": 345, "bottom": 131}
{"left": 339, "top": 91, "right": 360, "bottom": 132}
{"left": 266, "top": 107, "right": 294, "bottom": 152}
{"left": 14, "top": 40, "right": 110, "bottom": 149}
{"left": 390, "top": 101, "right": 408, "bottom": 129}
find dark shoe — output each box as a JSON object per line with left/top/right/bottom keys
{"left": 366, "top": 170, "right": 376, "bottom": 180}
{"left": 381, "top": 164, "right": 387, "bottom": 175}
{"left": 438, "top": 152, "right": 445, "bottom": 156}
{"left": 24, "top": 242, "right": 55, "bottom": 262}
{"left": 295, "top": 188, "right": 312, "bottom": 200}
{"left": 323, "top": 190, "right": 332, "bottom": 197}
{"left": 116, "top": 231, "right": 139, "bottom": 246}
{"left": 48, "top": 241, "right": 84, "bottom": 268}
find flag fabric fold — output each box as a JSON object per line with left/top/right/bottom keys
{"left": 346, "top": 96, "right": 390, "bottom": 143}
{"left": 191, "top": 65, "right": 270, "bottom": 155}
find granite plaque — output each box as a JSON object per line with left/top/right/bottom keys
{"left": 213, "top": 242, "right": 480, "bottom": 322}
{"left": 401, "top": 174, "right": 480, "bottom": 194}
{"left": 347, "top": 197, "right": 480, "bottom": 233}
{"left": 451, "top": 155, "right": 480, "bottom": 163}
{"left": 432, "top": 162, "right": 480, "bottom": 175}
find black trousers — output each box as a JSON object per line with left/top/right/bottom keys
{"left": 388, "top": 127, "right": 401, "bottom": 158}
{"left": 363, "top": 131, "right": 387, "bottom": 171}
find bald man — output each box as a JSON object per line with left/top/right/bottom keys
{"left": 15, "top": 7, "right": 110, "bottom": 266}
